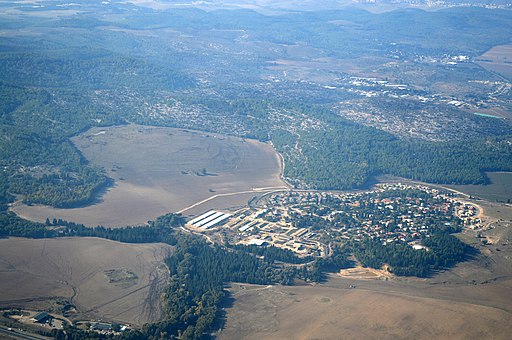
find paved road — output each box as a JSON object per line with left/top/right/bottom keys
{"left": 0, "top": 326, "right": 51, "bottom": 340}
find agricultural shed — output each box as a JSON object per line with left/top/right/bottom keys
{"left": 31, "top": 312, "right": 51, "bottom": 323}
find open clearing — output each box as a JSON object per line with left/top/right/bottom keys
{"left": 220, "top": 278, "right": 512, "bottom": 340}
{"left": 266, "top": 56, "right": 392, "bottom": 83}
{"left": 0, "top": 237, "right": 172, "bottom": 326}
{"left": 12, "top": 125, "right": 287, "bottom": 227}
{"left": 475, "top": 44, "right": 512, "bottom": 80}
{"left": 446, "top": 172, "right": 512, "bottom": 203}
{"left": 219, "top": 201, "right": 512, "bottom": 340}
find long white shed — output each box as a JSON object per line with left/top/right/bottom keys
{"left": 201, "top": 213, "right": 232, "bottom": 229}
{"left": 193, "top": 211, "right": 224, "bottom": 227}
{"left": 188, "top": 210, "right": 217, "bottom": 225}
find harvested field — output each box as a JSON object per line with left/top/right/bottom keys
{"left": 338, "top": 266, "right": 393, "bottom": 280}
{"left": 266, "top": 57, "right": 391, "bottom": 83}
{"left": 475, "top": 44, "right": 512, "bottom": 80}
{"left": 447, "top": 172, "right": 512, "bottom": 203}
{"left": 0, "top": 237, "right": 172, "bottom": 326}
{"left": 12, "top": 125, "right": 287, "bottom": 227}
{"left": 219, "top": 280, "right": 512, "bottom": 340}
{"left": 219, "top": 201, "right": 512, "bottom": 340}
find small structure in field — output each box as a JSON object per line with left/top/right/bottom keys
{"left": 91, "top": 322, "right": 113, "bottom": 331}
{"left": 31, "top": 312, "right": 51, "bottom": 324}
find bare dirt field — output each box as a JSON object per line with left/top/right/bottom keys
{"left": 0, "top": 237, "right": 173, "bottom": 326}
{"left": 220, "top": 280, "right": 512, "bottom": 340}
{"left": 475, "top": 44, "right": 512, "bottom": 80}
{"left": 219, "top": 201, "right": 512, "bottom": 340}
{"left": 266, "top": 56, "right": 392, "bottom": 83}
{"left": 12, "top": 125, "right": 287, "bottom": 227}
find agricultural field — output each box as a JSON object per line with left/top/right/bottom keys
{"left": 11, "top": 125, "right": 287, "bottom": 227}
{"left": 0, "top": 237, "right": 173, "bottom": 327}
{"left": 475, "top": 44, "right": 512, "bottom": 80}
{"left": 219, "top": 279, "right": 512, "bottom": 340}
{"left": 219, "top": 201, "right": 512, "bottom": 340}
{"left": 447, "top": 172, "right": 512, "bottom": 203}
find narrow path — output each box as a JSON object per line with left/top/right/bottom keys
{"left": 177, "top": 187, "right": 288, "bottom": 214}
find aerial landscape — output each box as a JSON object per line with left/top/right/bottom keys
{"left": 0, "top": 0, "right": 511, "bottom": 339}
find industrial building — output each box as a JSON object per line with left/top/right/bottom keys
{"left": 187, "top": 210, "right": 232, "bottom": 230}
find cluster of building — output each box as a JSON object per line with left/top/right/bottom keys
{"left": 224, "top": 210, "right": 326, "bottom": 256}
{"left": 453, "top": 200, "right": 482, "bottom": 229}
{"left": 2, "top": 310, "right": 65, "bottom": 331}
{"left": 261, "top": 184, "right": 451, "bottom": 244}
{"left": 2, "top": 309, "right": 131, "bottom": 336}
{"left": 187, "top": 209, "right": 325, "bottom": 256}
{"left": 353, "top": 0, "right": 511, "bottom": 9}
{"left": 186, "top": 183, "right": 480, "bottom": 257}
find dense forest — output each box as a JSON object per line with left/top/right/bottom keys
{"left": 352, "top": 233, "right": 468, "bottom": 277}
{"left": 146, "top": 235, "right": 298, "bottom": 339}
{"left": 231, "top": 243, "right": 314, "bottom": 264}
{"left": 0, "top": 211, "right": 182, "bottom": 241}
{"left": 272, "top": 111, "right": 512, "bottom": 190}
{"left": 0, "top": 83, "right": 123, "bottom": 208}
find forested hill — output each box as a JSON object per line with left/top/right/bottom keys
{"left": 0, "top": 3, "right": 511, "bottom": 209}
{"left": 271, "top": 111, "right": 512, "bottom": 189}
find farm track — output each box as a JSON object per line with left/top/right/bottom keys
{"left": 177, "top": 187, "right": 289, "bottom": 214}
{"left": 0, "top": 238, "right": 173, "bottom": 326}
{"left": 141, "top": 255, "right": 167, "bottom": 322}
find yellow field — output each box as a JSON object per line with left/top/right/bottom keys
{"left": 475, "top": 44, "right": 512, "bottom": 79}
